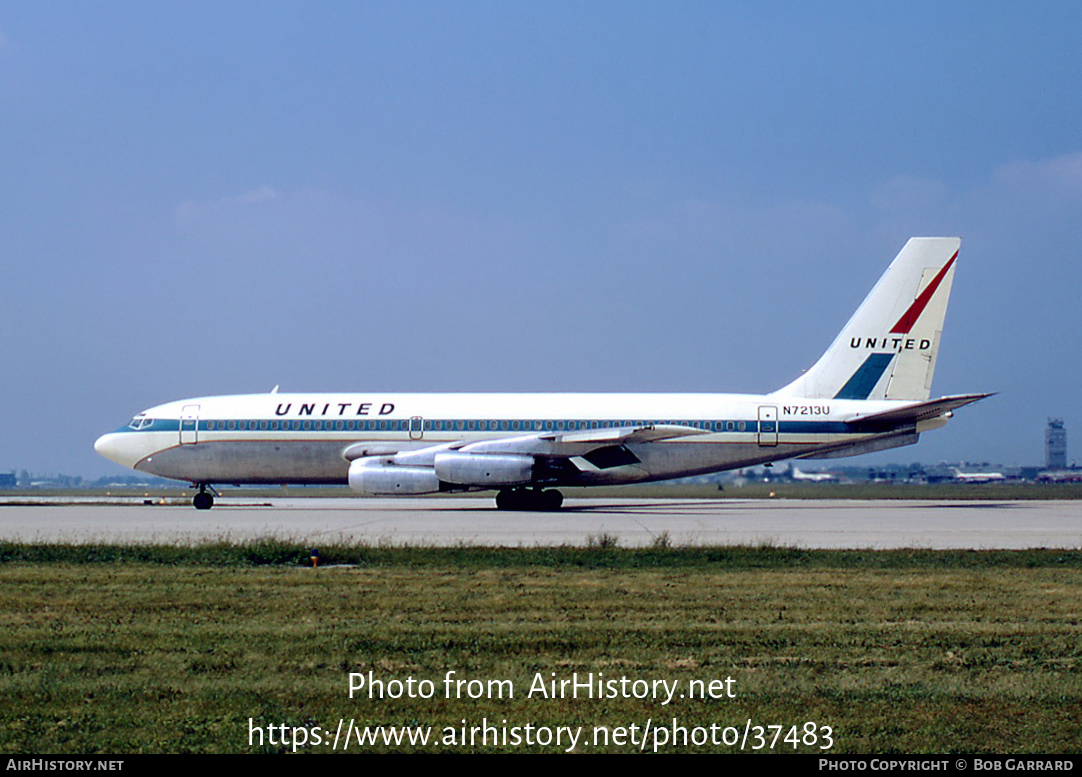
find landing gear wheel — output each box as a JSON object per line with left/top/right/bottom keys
{"left": 193, "top": 487, "right": 214, "bottom": 510}
{"left": 540, "top": 489, "right": 563, "bottom": 510}
{"left": 495, "top": 488, "right": 564, "bottom": 511}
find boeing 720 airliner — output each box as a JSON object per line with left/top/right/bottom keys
{"left": 95, "top": 238, "right": 989, "bottom": 510}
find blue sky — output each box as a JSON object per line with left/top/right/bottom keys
{"left": 2, "top": 2, "right": 1080, "bottom": 476}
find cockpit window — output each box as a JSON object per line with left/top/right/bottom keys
{"left": 128, "top": 415, "right": 153, "bottom": 430}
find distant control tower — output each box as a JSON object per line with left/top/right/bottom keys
{"left": 1046, "top": 418, "right": 1067, "bottom": 469}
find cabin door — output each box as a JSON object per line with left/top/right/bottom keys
{"left": 180, "top": 404, "right": 200, "bottom": 445}
{"left": 757, "top": 406, "right": 778, "bottom": 447}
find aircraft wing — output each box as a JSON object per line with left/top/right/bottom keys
{"left": 361, "top": 424, "right": 707, "bottom": 473}
{"left": 460, "top": 424, "right": 708, "bottom": 456}
{"left": 342, "top": 424, "right": 708, "bottom": 465}
{"left": 539, "top": 423, "right": 710, "bottom": 445}
{"left": 845, "top": 393, "right": 993, "bottom": 430}
{"left": 460, "top": 424, "right": 711, "bottom": 472}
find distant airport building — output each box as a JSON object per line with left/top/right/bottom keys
{"left": 1046, "top": 418, "right": 1067, "bottom": 469}
{"left": 0, "top": 472, "right": 16, "bottom": 489}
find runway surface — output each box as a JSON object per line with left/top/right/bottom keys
{"left": 1, "top": 497, "right": 1081, "bottom": 548}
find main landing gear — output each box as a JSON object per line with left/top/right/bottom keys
{"left": 192, "top": 483, "right": 218, "bottom": 510}
{"left": 495, "top": 487, "right": 564, "bottom": 511}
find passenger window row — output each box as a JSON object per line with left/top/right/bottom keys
{"left": 199, "top": 419, "right": 752, "bottom": 432}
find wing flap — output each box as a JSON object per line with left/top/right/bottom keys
{"left": 540, "top": 423, "right": 710, "bottom": 445}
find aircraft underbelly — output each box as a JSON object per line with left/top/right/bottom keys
{"left": 137, "top": 436, "right": 857, "bottom": 487}
{"left": 613, "top": 442, "right": 815, "bottom": 484}
{"left": 135, "top": 440, "right": 351, "bottom": 484}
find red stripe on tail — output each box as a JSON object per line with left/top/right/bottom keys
{"left": 889, "top": 251, "right": 958, "bottom": 334}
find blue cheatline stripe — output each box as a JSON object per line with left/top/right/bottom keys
{"left": 118, "top": 418, "right": 856, "bottom": 436}
{"left": 833, "top": 353, "right": 895, "bottom": 400}
{"left": 779, "top": 421, "right": 851, "bottom": 434}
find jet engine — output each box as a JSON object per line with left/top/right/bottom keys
{"left": 348, "top": 458, "right": 441, "bottom": 495}
{"left": 433, "top": 452, "right": 534, "bottom": 486}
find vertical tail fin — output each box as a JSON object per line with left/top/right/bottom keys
{"left": 775, "top": 237, "right": 960, "bottom": 401}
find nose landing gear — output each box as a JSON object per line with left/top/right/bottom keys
{"left": 192, "top": 483, "right": 218, "bottom": 510}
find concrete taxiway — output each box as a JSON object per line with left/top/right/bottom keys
{"left": 1, "top": 497, "right": 1080, "bottom": 548}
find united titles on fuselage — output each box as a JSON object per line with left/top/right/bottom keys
{"left": 274, "top": 401, "right": 397, "bottom": 417}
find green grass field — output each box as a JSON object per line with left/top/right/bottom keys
{"left": 1, "top": 543, "right": 1080, "bottom": 753}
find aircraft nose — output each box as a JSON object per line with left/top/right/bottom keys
{"left": 94, "top": 432, "right": 137, "bottom": 468}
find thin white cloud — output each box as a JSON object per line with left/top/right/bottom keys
{"left": 229, "top": 186, "right": 278, "bottom": 204}
{"left": 870, "top": 175, "right": 949, "bottom": 215}
{"left": 961, "top": 149, "right": 1082, "bottom": 227}
{"left": 174, "top": 186, "right": 281, "bottom": 222}
{"left": 994, "top": 151, "right": 1082, "bottom": 191}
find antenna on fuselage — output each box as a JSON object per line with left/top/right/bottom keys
{"left": 271, "top": 385, "right": 280, "bottom": 394}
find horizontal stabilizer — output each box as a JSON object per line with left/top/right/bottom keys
{"left": 845, "top": 393, "right": 993, "bottom": 429}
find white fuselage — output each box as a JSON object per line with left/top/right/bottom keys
{"left": 94, "top": 391, "right": 930, "bottom": 488}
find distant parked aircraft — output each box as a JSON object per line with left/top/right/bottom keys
{"left": 790, "top": 466, "right": 837, "bottom": 483}
{"left": 951, "top": 467, "right": 1005, "bottom": 483}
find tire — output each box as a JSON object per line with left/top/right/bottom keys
{"left": 541, "top": 489, "right": 564, "bottom": 510}
{"left": 497, "top": 488, "right": 564, "bottom": 511}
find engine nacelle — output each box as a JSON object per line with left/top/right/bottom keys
{"left": 348, "top": 458, "right": 441, "bottom": 495}
{"left": 433, "top": 452, "right": 534, "bottom": 486}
